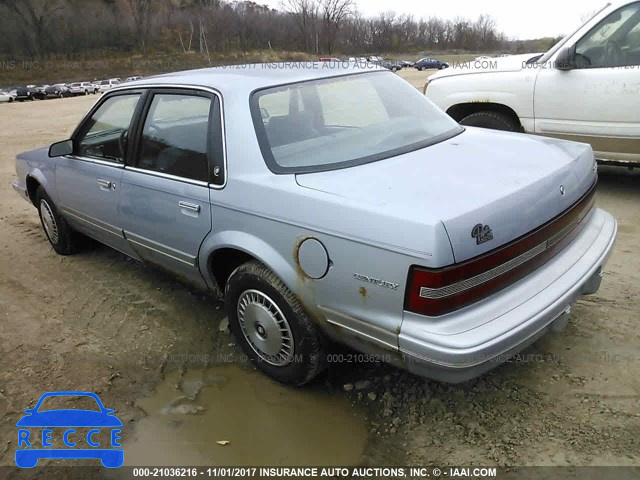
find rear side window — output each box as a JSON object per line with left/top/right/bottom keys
{"left": 136, "top": 94, "right": 212, "bottom": 182}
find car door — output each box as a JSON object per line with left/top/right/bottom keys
{"left": 56, "top": 91, "right": 144, "bottom": 257}
{"left": 534, "top": 1, "right": 640, "bottom": 164}
{"left": 120, "top": 89, "right": 225, "bottom": 288}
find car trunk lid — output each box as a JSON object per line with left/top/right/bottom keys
{"left": 295, "top": 127, "right": 597, "bottom": 264}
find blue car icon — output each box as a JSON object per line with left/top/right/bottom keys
{"left": 16, "top": 391, "right": 123, "bottom": 468}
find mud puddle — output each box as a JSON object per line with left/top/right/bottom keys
{"left": 122, "top": 365, "right": 368, "bottom": 466}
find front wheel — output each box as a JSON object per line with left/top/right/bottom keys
{"left": 225, "top": 261, "right": 326, "bottom": 386}
{"left": 459, "top": 111, "right": 521, "bottom": 132}
{"left": 36, "top": 187, "right": 79, "bottom": 255}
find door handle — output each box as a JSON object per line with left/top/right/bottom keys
{"left": 179, "top": 201, "right": 201, "bottom": 213}
{"left": 97, "top": 179, "right": 113, "bottom": 189}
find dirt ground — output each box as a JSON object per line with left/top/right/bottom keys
{"left": 0, "top": 71, "right": 638, "bottom": 476}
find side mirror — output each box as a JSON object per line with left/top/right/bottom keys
{"left": 48, "top": 139, "right": 73, "bottom": 157}
{"left": 555, "top": 47, "right": 576, "bottom": 71}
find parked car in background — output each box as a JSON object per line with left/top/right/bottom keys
{"left": 370, "top": 58, "right": 403, "bottom": 72}
{"left": 425, "top": 0, "right": 640, "bottom": 167}
{"left": 98, "top": 78, "right": 121, "bottom": 93}
{"left": 44, "top": 84, "right": 71, "bottom": 99}
{"left": 399, "top": 60, "right": 415, "bottom": 68}
{"left": 348, "top": 57, "right": 368, "bottom": 64}
{"left": 125, "top": 76, "right": 143, "bottom": 82}
{"left": 415, "top": 57, "right": 449, "bottom": 70}
{"left": 68, "top": 82, "right": 98, "bottom": 95}
{"left": 319, "top": 58, "right": 340, "bottom": 62}
{"left": 0, "top": 90, "right": 14, "bottom": 103}
{"left": 12, "top": 63, "right": 616, "bottom": 387}
{"left": 35, "top": 86, "right": 49, "bottom": 99}
{"left": 15, "top": 86, "right": 40, "bottom": 101}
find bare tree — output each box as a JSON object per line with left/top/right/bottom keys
{"left": 0, "top": 0, "right": 63, "bottom": 59}
{"left": 320, "top": 0, "right": 354, "bottom": 54}
{"left": 281, "top": 0, "right": 319, "bottom": 52}
{"left": 0, "top": 0, "right": 511, "bottom": 62}
{"left": 127, "top": 0, "right": 154, "bottom": 55}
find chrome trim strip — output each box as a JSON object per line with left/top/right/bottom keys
{"left": 419, "top": 201, "right": 596, "bottom": 300}
{"left": 61, "top": 207, "right": 124, "bottom": 238}
{"left": 106, "top": 83, "right": 228, "bottom": 190}
{"left": 420, "top": 242, "right": 547, "bottom": 300}
{"left": 67, "top": 155, "right": 126, "bottom": 168}
{"left": 125, "top": 166, "right": 209, "bottom": 187}
{"left": 318, "top": 305, "right": 398, "bottom": 351}
{"left": 124, "top": 231, "right": 196, "bottom": 267}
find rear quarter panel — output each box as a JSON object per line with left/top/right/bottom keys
{"left": 200, "top": 180, "right": 455, "bottom": 353}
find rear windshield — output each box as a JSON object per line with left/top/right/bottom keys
{"left": 251, "top": 71, "right": 462, "bottom": 173}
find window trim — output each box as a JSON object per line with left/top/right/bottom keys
{"left": 249, "top": 71, "right": 464, "bottom": 175}
{"left": 110, "top": 84, "right": 228, "bottom": 189}
{"left": 71, "top": 89, "right": 147, "bottom": 165}
{"left": 129, "top": 88, "right": 216, "bottom": 185}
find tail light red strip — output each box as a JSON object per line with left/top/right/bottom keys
{"left": 406, "top": 183, "right": 597, "bottom": 316}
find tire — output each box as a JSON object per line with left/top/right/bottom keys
{"left": 459, "top": 111, "right": 521, "bottom": 132}
{"left": 225, "top": 260, "right": 326, "bottom": 386}
{"left": 35, "top": 186, "right": 78, "bottom": 255}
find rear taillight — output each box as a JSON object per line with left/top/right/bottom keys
{"left": 405, "top": 183, "right": 597, "bottom": 317}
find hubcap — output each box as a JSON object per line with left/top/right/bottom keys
{"left": 237, "top": 289, "right": 294, "bottom": 366}
{"left": 40, "top": 199, "right": 59, "bottom": 245}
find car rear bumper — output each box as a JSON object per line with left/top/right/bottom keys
{"left": 399, "top": 208, "right": 617, "bottom": 383}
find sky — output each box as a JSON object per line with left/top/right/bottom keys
{"left": 262, "top": 0, "right": 609, "bottom": 40}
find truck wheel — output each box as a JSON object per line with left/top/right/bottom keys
{"left": 459, "top": 111, "right": 521, "bottom": 132}
{"left": 36, "top": 187, "right": 79, "bottom": 255}
{"left": 225, "top": 260, "right": 326, "bottom": 386}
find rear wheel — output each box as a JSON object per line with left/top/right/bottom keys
{"left": 225, "top": 261, "right": 326, "bottom": 386}
{"left": 459, "top": 111, "right": 521, "bottom": 132}
{"left": 36, "top": 187, "right": 79, "bottom": 255}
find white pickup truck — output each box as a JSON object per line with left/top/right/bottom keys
{"left": 425, "top": 0, "right": 640, "bottom": 167}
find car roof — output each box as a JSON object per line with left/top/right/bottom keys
{"left": 116, "top": 62, "right": 387, "bottom": 95}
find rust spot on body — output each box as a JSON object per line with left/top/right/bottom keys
{"left": 359, "top": 287, "right": 368, "bottom": 298}
{"left": 293, "top": 235, "right": 314, "bottom": 280}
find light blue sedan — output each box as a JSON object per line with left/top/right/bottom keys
{"left": 12, "top": 63, "right": 617, "bottom": 385}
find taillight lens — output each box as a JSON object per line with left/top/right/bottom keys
{"left": 405, "top": 183, "right": 596, "bottom": 317}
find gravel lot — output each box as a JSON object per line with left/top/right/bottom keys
{"left": 0, "top": 72, "right": 638, "bottom": 475}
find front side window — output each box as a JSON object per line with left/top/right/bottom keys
{"left": 136, "top": 93, "right": 212, "bottom": 182}
{"left": 575, "top": 2, "right": 640, "bottom": 68}
{"left": 252, "top": 72, "right": 461, "bottom": 173}
{"left": 76, "top": 94, "right": 141, "bottom": 163}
